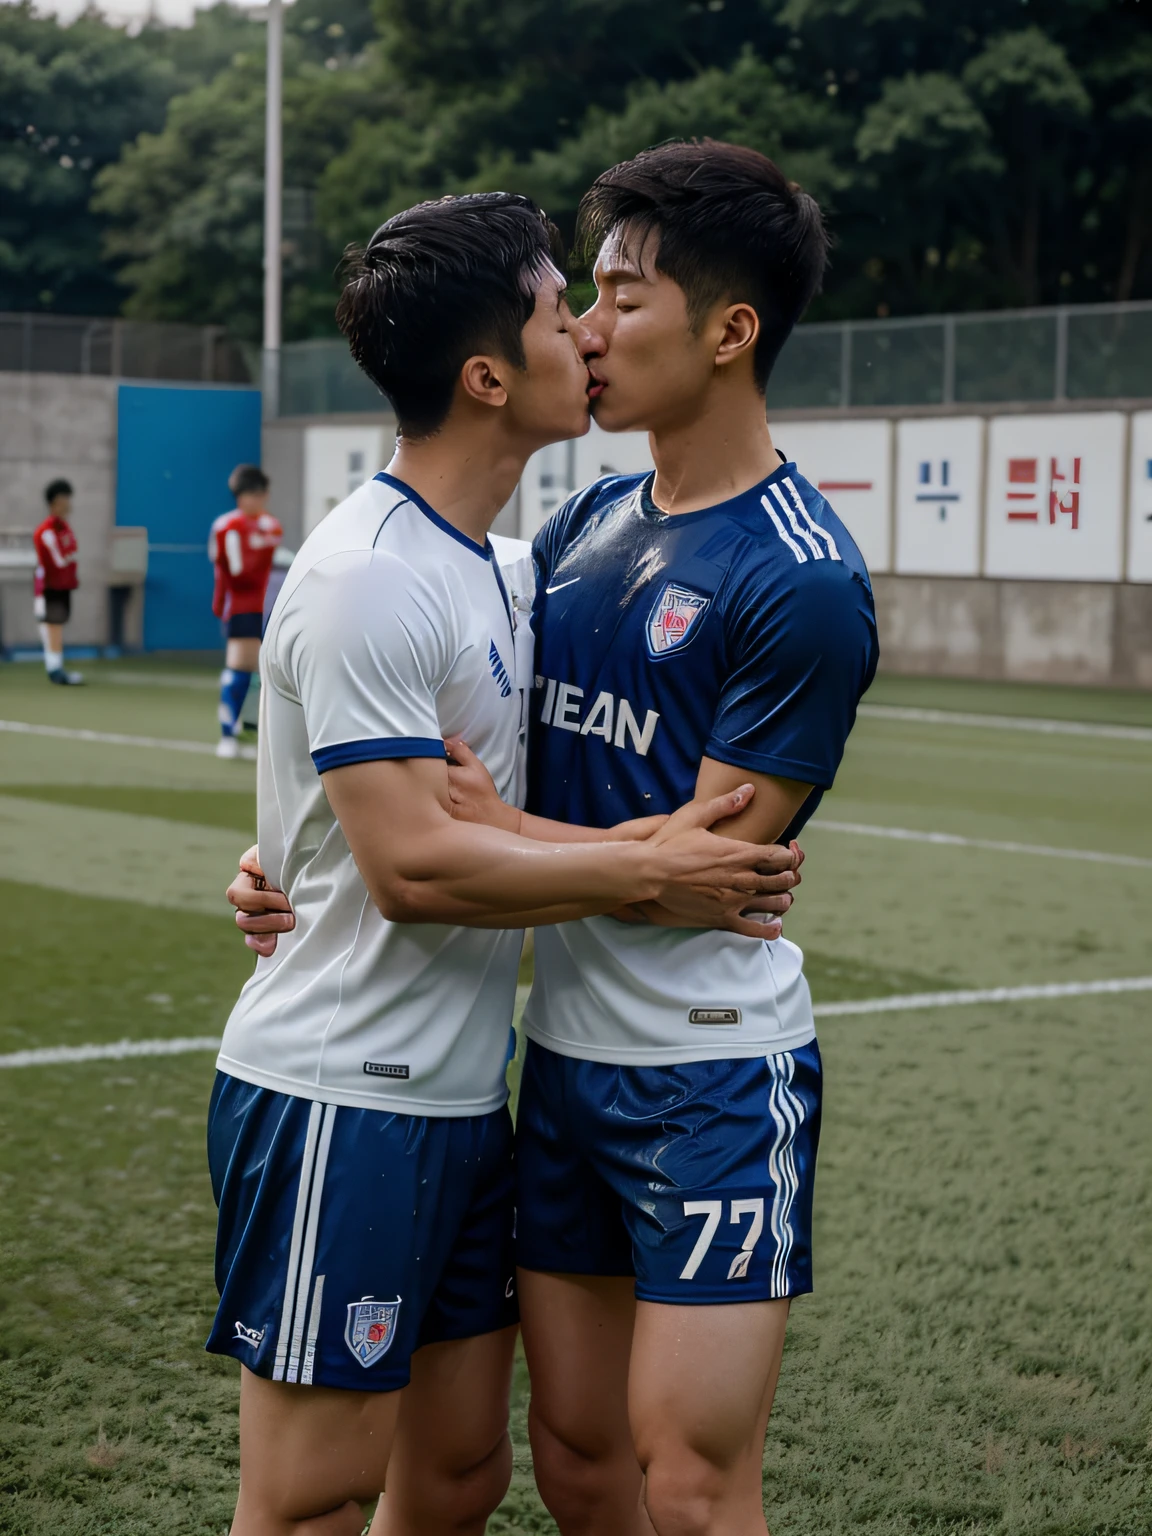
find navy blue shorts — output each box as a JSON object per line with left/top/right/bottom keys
{"left": 226, "top": 610, "right": 264, "bottom": 640}
{"left": 516, "top": 1040, "right": 822, "bottom": 1304}
{"left": 205, "top": 1073, "right": 517, "bottom": 1391}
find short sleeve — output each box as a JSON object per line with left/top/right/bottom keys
{"left": 273, "top": 550, "right": 451, "bottom": 774}
{"left": 705, "top": 560, "right": 878, "bottom": 789}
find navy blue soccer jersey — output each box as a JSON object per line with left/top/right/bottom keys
{"left": 521, "top": 460, "right": 879, "bottom": 1068}
{"left": 528, "top": 460, "right": 878, "bottom": 835}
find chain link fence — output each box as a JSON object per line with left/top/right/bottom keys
{"left": 765, "top": 300, "right": 1152, "bottom": 412}
{"left": 0, "top": 313, "right": 256, "bottom": 384}
{"left": 6, "top": 301, "right": 1150, "bottom": 413}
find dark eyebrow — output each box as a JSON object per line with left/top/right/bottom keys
{"left": 595, "top": 263, "right": 644, "bottom": 283}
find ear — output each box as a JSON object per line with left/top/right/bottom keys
{"left": 459, "top": 354, "right": 509, "bottom": 410}
{"left": 714, "top": 302, "right": 760, "bottom": 372}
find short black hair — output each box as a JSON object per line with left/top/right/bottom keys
{"left": 229, "top": 464, "right": 270, "bottom": 498}
{"left": 578, "top": 140, "right": 829, "bottom": 391}
{"left": 336, "top": 192, "right": 564, "bottom": 438}
{"left": 44, "top": 478, "right": 72, "bottom": 504}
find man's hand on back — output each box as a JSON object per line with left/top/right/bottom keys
{"left": 227, "top": 845, "right": 293, "bottom": 956}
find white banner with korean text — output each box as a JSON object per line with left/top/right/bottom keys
{"left": 983, "top": 412, "right": 1127, "bottom": 582}
{"left": 894, "top": 417, "right": 984, "bottom": 576}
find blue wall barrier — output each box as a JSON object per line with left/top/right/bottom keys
{"left": 116, "top": 383, "right": 262, "bottom": 650}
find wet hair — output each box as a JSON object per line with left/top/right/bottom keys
{"left": 229, "top": 464, "right": 270, "bottom": 498}
{"left": 44, "top": 479, "right": 73, "bottom": 504}
{"left": 336, "top": 192, "right": 564, "bottom": 438}
{"left": 578, "top": 139, "right": 829, "bottom": 391}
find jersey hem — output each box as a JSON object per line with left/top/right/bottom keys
{"left": 702, "top": 738, "right": 834, "bottom": 789}
{"left": 520, "top": 1024, "right": 818, "bottom": 1066}
{"left": 215, "top": 1056, "right": 509, "bottom": 1118}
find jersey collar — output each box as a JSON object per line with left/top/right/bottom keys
{"left": 637, "top": 455, "right": 794, "bottom": 524}
{"left": 374, "top": 472, "right": 493, "bottom": 560}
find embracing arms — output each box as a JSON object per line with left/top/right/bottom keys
{"left": 228, "top": 747, "right": 802, "bottom": 951}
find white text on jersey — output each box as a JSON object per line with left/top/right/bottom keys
{"left": 536, "top": 676, "right": 660, "bottom": 757}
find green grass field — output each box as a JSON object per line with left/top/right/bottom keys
{"left": 1, "top": 658, "right": 1150, "bottom": 1535}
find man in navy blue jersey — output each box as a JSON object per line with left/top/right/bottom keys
{"left": 230, "top": 142, "right": 877, "bottom": 1536}
{"left": 444, "top": 142, "right": 878, "bottom": 1536}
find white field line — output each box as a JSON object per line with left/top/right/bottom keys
{"left": 858, "top": 703, "right": 1152, "bottom": 744}
{"left": 814, "top": 975, "right": 1152, "bottom": 1018}
{"left": 812, "top": 819, "right": 1152, "bottom": 870}
{"left": 0, "top": 1036, "right": 222, "bottom": 1068}
{"left": 0, "top": 718, "right": 256, "bottom": 760}
{"left": 4, "top": 976, "right": 1151, "bottom": 1069}
{"left": 104, "top": 670, "right": 219, "bottom": 691}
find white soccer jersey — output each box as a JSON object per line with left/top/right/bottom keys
{"left": 217, "top": 473, "right": 534, "bottom": 1116}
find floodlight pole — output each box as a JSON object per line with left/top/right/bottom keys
{"left": 261, "top": 0, "right": 283, "bottom": 421}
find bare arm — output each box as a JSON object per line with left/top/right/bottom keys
{"left": 445, "top": 737, "right": 665, "bottom": 845}
{"left": 323, "top": 756, "right": 797, "bottom": 928}
{"left": 228, "top": 755, "right": 801, "bottom": 944}
{"left": 617, "top": 759, "right": 812, "bottom": 929}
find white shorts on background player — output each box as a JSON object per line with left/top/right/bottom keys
{"left": 216, "top": 472, "right": 534, "bottom": 1117}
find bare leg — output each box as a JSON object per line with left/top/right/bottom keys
{"left": 231, "top": 1365, "right": 400, "bottom": 1535}
{"left": 227, "top": 636, "right": 262, "bottom": 672}
{"left": 518, "top": 1270, "right": 653, "bottom": 1536}
{"left": 629, "top": 1299, "right": 790, "bottom": 1536}
{"left": 369, "top": 1324, "right": 518, "bottom": 1536}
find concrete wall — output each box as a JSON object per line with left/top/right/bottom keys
{"left": 873, "top": 576, "right": 1152, "bottom": 688}
{"left": 0, "top": 372, "right": 118, "bottom": 648}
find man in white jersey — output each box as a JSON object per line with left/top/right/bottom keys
{"left": 208, "top": 189, "right": 803, "bottom": 1536}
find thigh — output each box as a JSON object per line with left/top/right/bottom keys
{"left": 235, "top": 1365, "right": 400, "bottom": 1526}
{"left": 518, "top": 1268, "right": 637, "bottom": 1459}
{"left": 226, "top": 634, "right": 261, "bottom": 669}
{"left": 629, "top": 1298, "right": 789, "bottom": 1473}
{"left": 369, "top": 1324, "right": 519, "bottom": 1535}
{"left": 516, "top": 1041, "right": 633, "bottom": 1280}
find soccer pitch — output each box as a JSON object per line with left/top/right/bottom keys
{"left": 1, "top": 659, "right": 1149, "bottom": 1535}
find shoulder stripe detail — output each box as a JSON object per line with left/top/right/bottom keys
{"left": 767, "top": 484, "right": 824, "bottom": 560}
{"left": 783, "top": 477, "right": 841, "bottom": 562}
{"left": 759, "top": 495, "right": 807, "bottom": 563}
{"left": 311, "top": 737, "right": 446, "bottom": 773}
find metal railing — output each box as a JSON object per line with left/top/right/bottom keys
{"left": 8, "top": 299, "right": 1148, "bottom": 412}
{"left": 0, "top": 313, "right": 256, "bottom": 384}
{"left": 765, "top": 300, "right": 1152, "bottom": 412}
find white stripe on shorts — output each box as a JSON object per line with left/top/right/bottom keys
{"left": 273, "top": 1101, "right": 324, "bottom": 1381}
{"left": 765, "top": 1053, "right": 802, "bottom": 1298}
{"left": 286, "top": 1103, "right": 337, "bottom": 1384}
{"left": 300, "top": 1273, "right": 326, "bottom": 1387}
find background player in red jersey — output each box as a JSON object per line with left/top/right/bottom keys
{"left": 208, "top": 464, "right": 282, "bottom": 759}
{"left": 33, "top": 478, "right": 83, "bottom": 686}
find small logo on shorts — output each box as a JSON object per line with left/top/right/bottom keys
{"left": 363, "top": 1061, "right": 410, "bottom": 1079}
{"left": 233, "top": 1321, "right": 265, "bottom": 1347}
{"left": 345, "top": 1296, "right": 402, "bottom": 1368}
{"left": 688, "top": 1007, "right": 741, "bottom": 1026}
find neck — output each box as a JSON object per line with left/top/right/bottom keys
{"left": 388, "top": 419, "right": 532, "bottom": 548}
{"left": 647, "top": 379, "right": 778, "bottom": 516}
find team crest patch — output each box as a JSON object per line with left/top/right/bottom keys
{"left": 647, "top": 583, "right": 710, "bottom": 656}
{"left": 344, "top": 1296, "right": 402, "bottom": 1368}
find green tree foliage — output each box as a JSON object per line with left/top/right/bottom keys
{"left": 17, "top": 0, "right": 1152, "bottom": 334}
{"left": 0, "top": 1, "right": 258, "bottom": 312}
